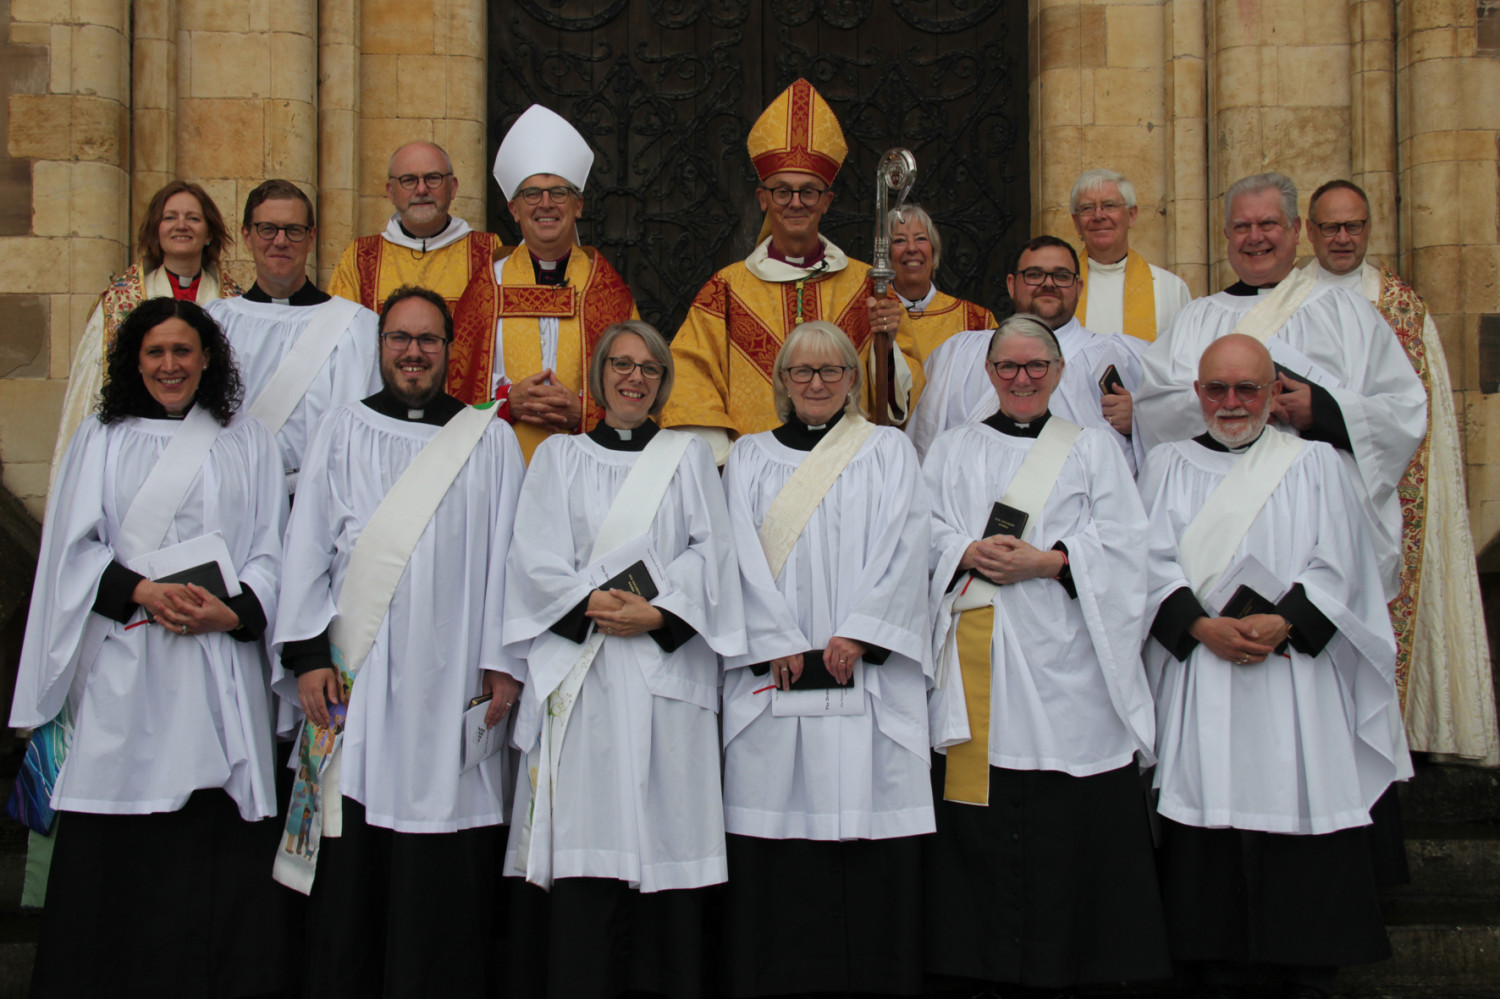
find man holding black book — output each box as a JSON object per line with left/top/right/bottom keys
{"left": 1138, "top": 334, "right": 1412, "bottom": 999}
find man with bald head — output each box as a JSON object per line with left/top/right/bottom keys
{"left": 1139, "top": 334, "right": 1411, "bottom": 999}
{"left": 328, "top": 141, "right": 503, "bottom": 314}
{"left": 1300, "top": 179, "right": 1497, "bottom": 764}
{"left": 1134, "top": 172, "right": 1426, "bottom": 606}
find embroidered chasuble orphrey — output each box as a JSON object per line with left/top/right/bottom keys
{"left": 447, "top": 244, "right": 637, "bottom": 462}
{"left": 328, "top": 231, "right": 503, "bottom": 314}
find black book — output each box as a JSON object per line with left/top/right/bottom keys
{"left": 156, "top": 561, "right": 231, "bottom": 601}
{"left": 1221, "top": 584, "right": 1290, "bottom": 655}
{"left": 598, "top": 559, "right": 659, "bottom": 602}
{"left": 984, "top": 501, "right": 1028, "bottom": 540}
{"left": 747, "top": 649, "right": 850, "bottom": 689}
{"left": 1098, "top": 363, "right": 1124, "bottom": 396}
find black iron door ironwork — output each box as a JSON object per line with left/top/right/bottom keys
{"left": 487, "top": 1, "right": 1028, "bottom": 336}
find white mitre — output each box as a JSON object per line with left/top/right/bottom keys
{"left": 493, "top": 104, "right": 594, "bottom": 200}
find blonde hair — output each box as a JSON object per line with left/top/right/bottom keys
{"left": 772, "top": 320, "right": 865, "bottom": 424}
{"left": 588, "top": 320, "right": 674, "bottom": 417}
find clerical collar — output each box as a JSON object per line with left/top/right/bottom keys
{"left": 138, "top": 398, "right": 195, "bottom": 420}
{"left": 361, "top": 388, "right": 465, "bottom": 426}
{"left": 983, "top": 408, "right": 1051, "bottom": 438}
{"left": 773, "top": 408, "right": 845, "bottom": 451}
{"left": 896, "top": 284, "right": 937, "bottom": 312}
{"left": 244, "top": 281, "right": 331, "bottom": 307}
{"left": 766, "top": 240, "right": 826, "bottom": 270}
{"left": 531, "top": 251, "right": 569, "bottom": 286}
{"left": 165, "top": 267, "right": 200, "bottom": 288}
{"left": 1224, "top": 277, "right": 1286, "bottom": 297}
{"left": 587, "top": 418, "right": 660, "bottom": 452}
{"left": 397, "top": 216, "right": 452, "bottom": 244}
{"left": 1193, "top": 429, "right": 1262, "bottom": 453}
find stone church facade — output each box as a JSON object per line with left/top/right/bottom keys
{"left": 0, "top": 0, "right": 1496, "bottom": 561}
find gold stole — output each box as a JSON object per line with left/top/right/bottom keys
{"left": 945, "top": 602, "right": 996, "bottom": 804}
{"left": 1079, "top": 249, "right": 1157, "bottom": 341}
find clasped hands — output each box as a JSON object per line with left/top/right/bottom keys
{"left": 132, "top": 579, "right": 239, "bottom": 637}
{"left": 959, "top": 535, "right": 1064, "bottom": 586}
{"left": 770, "top": 635, "right": 866, "bottom": 691}
{"left": 1188, "top": 613, "right": 1292, "bottom": 665}
{"left": 509, "top": 369, "right": 582, "bottom": 430}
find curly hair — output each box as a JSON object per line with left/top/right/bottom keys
{"left": 138, "top": 180, "right": 233, "bottom": 275}
{"left": 99, "top": 298, "right": 243, "bottom": 426}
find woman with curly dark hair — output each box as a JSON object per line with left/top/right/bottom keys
{"left": 13, "top": 296, "right": 291, "bottom": 997}
{"left": 48, "top": 180, "right": 244, "bottom": 493}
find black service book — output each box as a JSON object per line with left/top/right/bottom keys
{"left": 984, "top": 501, "right": 1028, "bottom": 540}
{"left": 1220, "top": 584, "right": 1290, "bottom": 655}
{"left": 747, "top": 649, "right": 847, "bottom": 689}
{"left": 156, "top": 561, "right": 231, "bottom": 601}
{"left": 598, "top": 559, "right": 659, "bottom": 602}
{"left": 1098, "top": 363, "right": 1124, "bottom": 396}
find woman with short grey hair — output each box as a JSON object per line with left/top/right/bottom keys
{"left": 884, "top": 204, "right": 997, "bottom": 367}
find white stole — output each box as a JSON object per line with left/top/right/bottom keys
{"left": 517, "top": 429, "right": 694, "bottom": 889}
{"left": 115, "top": 405, "right": 224, "bottom": 561}
{"left": 758, "top": 413, "right": 875, "bottom": 579}
{"left": 1230, "top": 267, "right": 1318, "bottom": 344}
{"left": 1178, "top": 426, "right": 1304, "bottom": 597}
{"left": 247, "top": 297, "right": 363, "bottom": 437}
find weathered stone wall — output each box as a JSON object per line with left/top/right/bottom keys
{"left": 1, "top": 0, "right": 1497, "bottom": 557}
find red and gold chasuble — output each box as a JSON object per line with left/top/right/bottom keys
{"left": 448, "top": 244, "right": 636, "bottom": 462}
{"left": 662, "top": 260, "right": 921, "bottom": 439}
{"left": 329, "top": 231, "right": 503, "bottom": 315}
{"left": 1377, "top": 266, "right": 1432, "bottom": 711}
{"left": 907, "top": 291, "right": 997, "bottom": 366}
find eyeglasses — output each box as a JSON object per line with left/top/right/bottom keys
{"left": 1312, "top": 219, "right": 1368, "bottom": 237}
{"left": 759, "top": 185, "right": 830, "bottom": 207}
{"left": 606, "top": 356, "right": 666, "bottom": 380}
{"left": 1228, "top": 220, "right": 1288, "bottom": 237}
{"left": 1074, "top": 200, "right": 1127, "bottom": 216}
{"left": 1015, "top": 267, "right": 1077, "bottom": 288}
{"left": 516, "top": 185, "right": 578, "bottom": 205}
{"left": 990, "top": 359, "right": 1055, "bottom": 380}
{"left": 250, "top": 222, "right": 311, "bottom": 243}
{"left": 784, "top": 364, "right": 853, "bottom": 384}
{"left": 390, "top": 172, "right": 453, "bottom": 190}
{"left": 380, "top": 331, "right": 450, "bottom": 354}
{"left": 1200, "top": 380, "right": 1269, "bottom": 403}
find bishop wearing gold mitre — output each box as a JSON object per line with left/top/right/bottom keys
{"left": 448, "top": 104, "right": 638, "bottom": 462}
{"left": 661, "top": 79, "right": 922, "bottom": 463}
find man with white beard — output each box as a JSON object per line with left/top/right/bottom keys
{"left": 1139, "top": 334, "right": 1411, "bottom": 999}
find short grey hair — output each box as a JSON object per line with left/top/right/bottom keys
{"left": 886, "top": 203, "right": 941, "bottom": 271}
{"left": 772, "top": 320, "right": 866, "bottom": 424}
{"left": 987, "top": 313, "right": 1063, "bottom": 363}
{"left": 1070, "top": 168, "right": 1136, "bottom": 213}
{"left": 1225, "top": 172, "right": 1299, "bottom": 225}
{"left": 588, "top": 320, "right": 674, "bottom": 417}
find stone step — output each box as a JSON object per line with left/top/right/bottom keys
{"left": 1342, "top": 897, "right": 1500, "bottom": 997}
{"left": 1398, "top": 760, "right": 1500, "bottom": 825}
{"left": 1395, "top": 821, "right": 1500, "bottom": 899}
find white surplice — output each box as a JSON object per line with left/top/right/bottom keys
{"left": 501, "top": 430, "right": 747, "bottom": 891}
{"left": 12, "top": 414, "right": 286, "bottom": 820}
{"left": 1139, "top": 436, "right": 1413, "bottom": 834}
{"left": 206, "top": 296, "right": 381, "bottom": 493}
{"left": 907, "top": 318, "right": 1145, "bottom": 470}
{"left": 924, "top": 421, "right": 1156, "bottom": 773}
{"left": 1133, "top": 283, "right": 1427, "bottom": 599}
{"left": 272, "top": 402, "right": 524, "bottom": 832}
{"left": 720, "top": 425, "right": 934, "bottom": 841}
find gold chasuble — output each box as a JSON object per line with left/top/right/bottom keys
{"left": 661, "top": 254, "right": 922, "bottom": 439}
{"left": 1078, "top": 249, "right": 1157, "bottom": 341}
{"left": 908, "top": 291, "right": 997, "bottom": 366}
{"left": 447, "top": 244, "right": 637, "bottom": 462}
{"left": 328, "top": 230, "right": 503, "bottom": 315}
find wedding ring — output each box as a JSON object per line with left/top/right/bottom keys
{"left": 181, "top": 625, "right": 188, "bottom": 635}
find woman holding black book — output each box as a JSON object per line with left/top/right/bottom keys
{"left": 502, "top": 319, "right": 746, "bottom": 998}
{"left": 12, "top": 297, "right": 290, "bottom": 997}
{"left": 719, "top": 320, "right": 934, "bottom": 997}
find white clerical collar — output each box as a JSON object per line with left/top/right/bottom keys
{"left": 381, "top": 213, "right": 473, "bottom": 253}
{"left": 1088, "top": 254, "right": 1128, "bottom": 274}
{"left": 614, "top": 426, "right": 633, "bottom": 440}
{"left": 537, "top": 257, "right": 560, "bottom": 272}
{"left": 745, "top": 235, "right": 851, "bottom": 283}
{"left": 896, "top": 284, "right": 938, "bottom": 312}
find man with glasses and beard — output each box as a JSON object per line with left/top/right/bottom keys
{"left": 328, "top": 141, "right": 502, "bottom": 316}
{"left": 274, "top": 285, "right": 524, "bottom": 996}
{"left": 207, "top": 179, "right": 381, "bottom": 498}
{"left": 1134, "top": 172, "right": 1426, "bottom": 606}
{"left": 1138, "top": 334, "right": 1411, "bottom": 999}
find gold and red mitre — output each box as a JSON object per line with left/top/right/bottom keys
{"left": 747, "top": 78, "right": 848, "bottom": 184}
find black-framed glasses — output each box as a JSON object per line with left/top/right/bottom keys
{"left": 380, "top": 331, "right": 450, "bottom": 354}
{"left": 990, "top": 359, "right": 1055, "bottom": 380}
{"left": 606, "top": 356, "right": 666, "bottom": 380}
{"left": 1312, "top": 219, "right": 1368, "bottom": 237}
{"left": 1015, "top": 267, "right": 1077, "bottom": 288}
{"left": 250, "top": 222, "right": 311, "bottom": 242}
{"left": 516, "top": 185, "right": 578, "bottom": 205}
{"left": 1074, "top": 199, "right": 1127, "bottom": 216}
{"left": 1200, "top": 380, "right": 1269, "bottom": 403}
{"left": 390, "top": 171, "right": 452, "bottom": 190}
{"left": 759, "top": 185, "right": 830, "bottom": 207}
{"left": 784, "top": 364, "right": 853, "bottom": 384}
